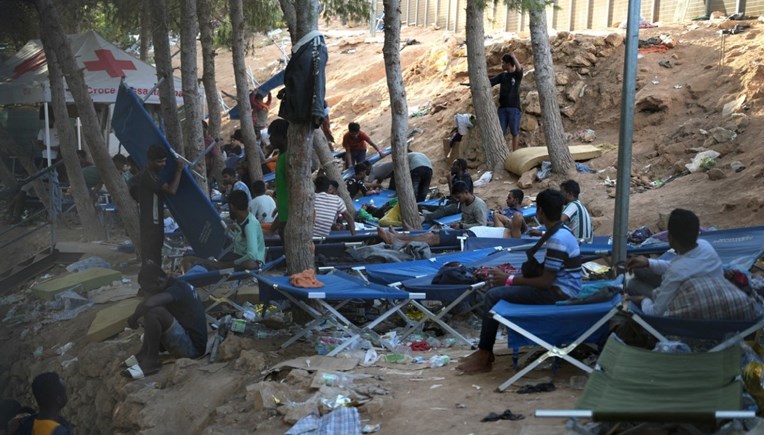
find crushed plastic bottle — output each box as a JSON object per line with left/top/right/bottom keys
{"left": 320, "top": 372, "right": 352, "bottom": 388}
{"left": 428, "top": 355, "right": 450, "bottom": 367}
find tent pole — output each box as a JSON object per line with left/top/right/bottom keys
{"left": 43, "top": 102, "right": 56, "bottom": 252}
{"left": 142, "top": 77, "right": 165, "bottom": 104}
{"left": 76, "top": 117, "right": 82, "bottom": 150}
{"left": 611, "top": 0, "right": 641, "bottom": 274}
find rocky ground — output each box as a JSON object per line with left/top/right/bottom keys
{"left": 0, "top": 16, "right": 763, "bottom": 435}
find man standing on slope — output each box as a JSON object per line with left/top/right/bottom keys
{"left": 490, "top": 53, "right": 524, "bottom": 152}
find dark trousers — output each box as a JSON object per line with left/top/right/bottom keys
{"left": 478, "top": 285, "right": 567, "bottom": 351}
{"left": 410, "top": 166, "right": 433, "bottom": 202}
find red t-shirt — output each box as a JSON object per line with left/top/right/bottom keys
{"left": 342, "top": 131, "right": 372, "bottom": 152}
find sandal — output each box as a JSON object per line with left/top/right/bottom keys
{"left": 120, "top": 364, "right": 159, "bottom": 380}
{"left": 122, "top": 355, "right": 138, "bottom": 368}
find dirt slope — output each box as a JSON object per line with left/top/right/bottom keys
{"left": 0, "top": 18, "right": 762, "bottom": 435}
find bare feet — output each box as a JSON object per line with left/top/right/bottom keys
{"left": 456, "top": 349, "right": 494, "bottom": 374}
{"left": 376, "top": 226, "right": 393, "bottom": 245}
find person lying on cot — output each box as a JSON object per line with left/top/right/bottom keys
{"left": 376, "top": 181, "right": 488, "bottom": 247}
{"left": 181, "top": 189, "right": 265, "bottom": 273}
{"left": 625, "top": 208, "right": 761, "bottom": 320}
{"left": 121, "top": 261, "right": 207, "bottom": 380}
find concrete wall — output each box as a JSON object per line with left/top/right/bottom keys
{"left": 398, "top": 0, "right": 762, "bottom": 33}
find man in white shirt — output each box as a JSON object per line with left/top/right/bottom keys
{"left": 248, "top": 180, "right": 276, "bottom": 227}
{"left": 313, "top": 175, "right": 355, "bottom": 238}
{"left": 560, "top": 179, "right": 592, "bottom": 243}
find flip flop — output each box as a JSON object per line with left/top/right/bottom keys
{"left": 122, "top": 355, "right": 138, "bottom": 368}
{"left": 120, "top": 364, "right": 159, "bottom": 380}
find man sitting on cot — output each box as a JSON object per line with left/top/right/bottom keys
{"left": 181, "top": 190, "right": 265, "bottom": 273}
{"left": 457, "top": 189, "right": 582, "bottom": 374}
{"left": 376, "top": 181, "right": 487, "bottom": 247}
{"left": 122, "top": 261, "right": 207, "bottom": 379}
{"left": 491, "top": 189, "right": 527, "bottom": 238}
{"left": 625, "top": 208, "right": 761, "bottom": 320}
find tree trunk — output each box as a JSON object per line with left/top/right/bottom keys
{"left": 36, "top": 0, "right": 141, "bottom": 254}
{"left": 280, "top": 0, "right": 322, "bottom": 274}
{"left": 383, "top": 0, "right": 420, "bottom": 230}
{"left": 149, "top": 0, "right": 185, "bottom": 153}
{"left": 313, "top": 130, "right": 353, "bottom": 212}
{"left": 139, "top": 0, "right": 152, "bottom": 62}
{"left": 229, "top": 0, "right": 263, "bottom": 183}
{"left": 528, "top": 4, "right": 573, "bottom": 174}
{"left": 40, "top": 31, "right": 104, "bottom": 240}
{"left": 0, "top": 151, "right": 17, "bottom": 188}
{"left": 180, "top": 0, "right": 208, "bottom": 192}
{"left": 197, "top": 0, "right": 225, "bottom": 189}
{"left": 465, "top": 0, "right": 509, "bottom": 174}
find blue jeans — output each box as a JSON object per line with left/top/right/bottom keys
{"left": 350, "top": 150, "right": 368, "bottom": 167}
{"left": 410, "top": 166, "right": 433, "bottom": 202}
{"left": 162, "top": 319, "right": 202, "bottom": 358}
{"left": 478, "top": 285, "right": 567, "bottom": 351}
{"left": 498, "top": 107, "right": 521, "bottom": 136}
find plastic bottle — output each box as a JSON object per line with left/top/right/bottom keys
{"left": 320, "top": 372, "right": 352, "bottom": 388}
{"left": 429, "top": 355, "right": 450, "bottom": 367}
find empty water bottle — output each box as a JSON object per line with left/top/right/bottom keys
{"left": 429, "top": 355, "right": 450, "bottom": 367}
{"left": 320, "top": 372, "right": 352, "bottom": 388}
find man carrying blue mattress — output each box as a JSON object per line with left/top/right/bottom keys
{"left": 457, "top": 189, "right": 582, "bottom": 374}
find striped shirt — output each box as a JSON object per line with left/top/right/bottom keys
{"left": 562, "top": 199, "right": 593, "bottom": 243}
{"left": 313, "top": 192, "right": 347, "bottom": 237}
{"left": 543, "top": 226, "right": 583, "bottom": 298}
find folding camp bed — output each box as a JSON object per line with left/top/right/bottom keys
{"left": 491, "top": 282, "right": 623, "bottom": 391}
{"left": 536, "top": 335, "right": 755, "bottom": 434}
{"left": 256, "top": 270, "right": 425, "bottom": 356}
{"left": 362, "top": 247, "right": 501, "bottom": 285}
{"left": 433, "top": 205, "right": 539, "bottom": 228}
{"left": 179, "top": 255, "right": 286, "bottom": 321}
{"left": 352, "top": 189, "right": 396, "bottom": 211}
{"left": 396, "top": 249, "right": 540, "bottom": 346}
{"left": 340, "top": 146, "right": 393, "bottom": 180}
{"left": 697, "top": 226, "right": 764, "bottom": 269}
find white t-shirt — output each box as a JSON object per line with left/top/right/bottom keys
{"left": 37, "top": 128, "right": 60, "bottom": 160}
{"left": 248, "top": 195, "right": 277, "bottom": 224}
{"left": 313, "top": 192, "right": 347, "bottom": 238}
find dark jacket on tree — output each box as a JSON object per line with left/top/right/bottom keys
{"left": 278, "top": 31, "right": 328, "bottom": 129}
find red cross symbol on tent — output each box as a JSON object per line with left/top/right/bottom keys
{"left": 84, "top": 49, "right": 137, "bottom": 78}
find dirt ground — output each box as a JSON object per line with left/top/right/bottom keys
{"left": 0, "top": 16, "right": 763, "bottom": 434}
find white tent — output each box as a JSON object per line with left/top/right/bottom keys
{"left": 0, "top": 30, "right": 183, "bottom": 106}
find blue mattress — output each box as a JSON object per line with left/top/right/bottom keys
{"left": 257, "top": 270, "right": 413, "bottom": 302}
{"left": 352, "top": 189, "right": 397, "bottom": 211}
{"left": 433, "top": 206, "right": 538, "bottom": 227}
{"left": 364, "top": 247, "right": 501, "bottom": 285}
{"left": 492, "top": 293, "right": 621, "bottom": 349}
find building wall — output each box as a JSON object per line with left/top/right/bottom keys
{"left": 397, "top": 0, "right": 758, "bottom": 33}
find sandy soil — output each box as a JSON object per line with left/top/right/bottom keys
{"left": 0, "top": 17, "right": 762, "bottom": 435}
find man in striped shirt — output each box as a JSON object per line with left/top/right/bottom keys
{"left": 560, "top": 179, "right": 593, "bottom": 243}
{"left": 313, "top": 176, "right": 356, "bottom": 238}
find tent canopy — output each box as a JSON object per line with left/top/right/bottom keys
{"left": 0, "top": 30, "right": 184, "bottom": 106}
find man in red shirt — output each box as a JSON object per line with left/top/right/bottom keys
{"left": 342, "top": 122, "right": 383, "bottom": 168}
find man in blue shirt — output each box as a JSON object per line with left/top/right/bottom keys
{"left": 457, "top": 189, "right": 582, "bottom": 374}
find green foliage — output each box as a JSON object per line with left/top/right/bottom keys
{"left": 321, "top": 0, "right": 371, "bottom": 24}
{"left": 494, "top": 0, "right": 556, "bottom": 13}
{"left": 0, "top": 0, "right": 41, "bottom": 56}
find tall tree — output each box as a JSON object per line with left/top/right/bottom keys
{"left": 40, "top": 31, "right": 104, "bottom": 240}
{"left": 139, "top": 0, "right": 152, "bottom": 61}
{"left": 149, "top": 0, "right": 185, "bottom": 154}
{"left": 527, "top": 1, "right": 572, "bottom": 173}
{"left": 278, "top": 0, "right": 323, "bottom": 274}
{"left": 229, "top": 0, "right": 263, "bottom": 183}
{"left": 180, "top": 0, "right": 208, "bottom": 191}
{"left": 465, "top": 0, "right": 509, "bottom": 174}
{"left": 36, "top": 0, "right": 141, "bottom": 253}
{"left": 197, "top": 0, "right": 225, "bottom": 188}
{"left": 382, "top": 0, "right": 420, "bottom": 229}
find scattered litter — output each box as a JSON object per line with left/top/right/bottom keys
{"left": 730, "top": 161, "right": 746, "bottom": 172}
{"left": 481, "top": 409, "right": 525, "bottom": 422}
{"left": 685, "top": 150, "right": 720, "bottom": 173}
{"left": 516, "top": 382, "right": 556, "bottom": 394}
{"left": 55, "top": 342, "right": 74, "bottom": 356}
{"left": 66, "top": 256, "right": 111, "bottom": 273}
{"left": 651, "top": 80, "right": 660, "bottom": 85}
{"left": 428, "top": 355, "right": 450, "bottom": 367}
{"left": 473, "top": 171, "right": 493, "bottom": 187}
{"left": 430, "top": 384, "right": 442, "bottom": 389}
{"left": 362, "top": 423, "right": 381, "bottom": 433}
{"left": 48, "top": 289, "right": 93, "bottom": 322}
{"left": 61, "top": 357, "right": 78, "bottom": 369}
{"left": 673, "top": 84, "right": 683, "bottom": 89}
{"left": 455, "top": 403, "right": 467, "bottom": 409}
{"left": 658, "top": 60, "right": 672, "bottom": 68}
{"left": 471, "top": 384, "right": 481, "bottom": 390}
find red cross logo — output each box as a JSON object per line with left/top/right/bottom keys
{"left": 13, "top": 49, "right": 47, "bottom": 79}
{"left": 84, "top": 49, "right": 136, "bottom": 78}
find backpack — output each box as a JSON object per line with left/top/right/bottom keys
{"left": 432, "top": 262, "right": 477, "bottom": 285}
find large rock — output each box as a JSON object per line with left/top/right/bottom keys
{"left": 234, "top": 349, "right": 267, "bottom": 372}
{"left": 707, "top": 168, "right": 726, "bottom": 180}
{"left": 555, "top": 72, "right": 569, "bottom": 86}
{"left": 524, "top": 91, "right": 541, "bottom": 115}
{"left": 518, "top": 168, "right": 537, "bottom": 188}
{"left": 520, "top": 115, "right": 538, "bottom": 132}
{"left": 246, "top": 381, "right": 293, "bottom": 411}
{"left": 560, "top": 105, "right": 577, "bottom": 118}
{"left": 281, "top": 397, "right": 320, "bottom": 425}
{"left": 635, "top": 88, "right": 674, "bottom": 112}
{"left": 605, "top": 33, "right": 624, "bottom": 47}
{"left": 710, "top": 127, "right": 737, "bottom": 143}
{"left": 566, "top": 81, "right": 586, "bottom": 102}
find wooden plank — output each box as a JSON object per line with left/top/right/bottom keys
{"left": 504, "top": 145, "right": 603, "bottom": 176}
{"left": 86, "top": 298, "right": 141, "bottom": 342}
{"left": 31, "top": 267, "right": 122, "bottom": 300}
